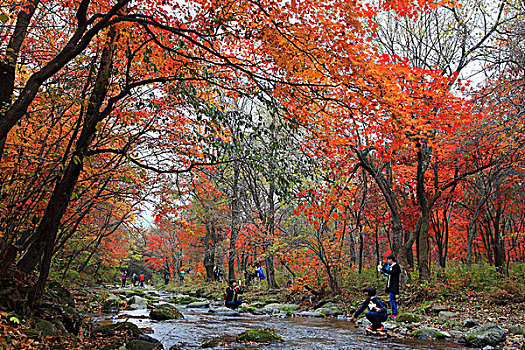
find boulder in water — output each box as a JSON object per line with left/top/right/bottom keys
{"left": 150, "top": 305, "right": 184, "bottom": 320}
{"left": 236, "top": 328, "right": 283, "bottom": 343}
{"left": 464, "top": 323, "right": 506, "bottom": 347}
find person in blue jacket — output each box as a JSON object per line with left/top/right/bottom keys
{"left": 349, "top": 286, "right": 388, "bottom": 331}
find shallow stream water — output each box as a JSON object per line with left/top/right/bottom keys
{"left": 93, "top": 290, "right": 467, "bottom": 350}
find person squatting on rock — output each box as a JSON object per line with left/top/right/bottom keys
{"left": 224, "top": 279, "right": 244, "bottom": 309}
{"left": 378, "top": 254, "right": 400, "bottom": 319}
{"left": 349, "top": 286, "right": 388, "bottom": 331}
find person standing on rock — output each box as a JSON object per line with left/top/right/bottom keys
{"left": 121, "top": 271, "right": 127, "bottom": 287}
{"left": 139, "top": 272, "right": 145, "bottom": 287}
{"left": 132, "top": 272, "right": 138, "bottom": 287}
{"left": 224, "top": 279, "right": 244, "bottom": 309}
{"left": 349, "top": 286, "right": 388, "bottom": 332}
{"left": 378, "top": 254, "right": 400, "bottom": 319}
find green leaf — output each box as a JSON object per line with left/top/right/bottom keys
{"left": 0, "top": 14, "right": 8, "bottom": 23}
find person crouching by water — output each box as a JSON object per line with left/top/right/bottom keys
{"left": 349, "top": 286, "right": 388, "bottom": 332}
{"left": 224, "top": 279, "right": 244, "bottom": 309}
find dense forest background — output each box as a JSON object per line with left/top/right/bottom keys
{"left": 0, "top": 0, "right": 524, "bottom": 303}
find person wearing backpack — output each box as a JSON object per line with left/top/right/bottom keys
{"left": 378, "top": 254, "right": 400, "bottom": 319}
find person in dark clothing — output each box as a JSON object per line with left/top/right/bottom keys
{"left": 121, "top": 271, "right": 127, "bottom": 287}
{"left": 349, "top": 286, "right": 388, "bottom": 331}
{"left": 378, "top": 254, "right": 401, "bottom": 319}
{"left": 132, "top": 273, "right": 138, "bottom": 287}
{"left": 224, "top": 279, "right": 244, "bottom": 309}
{"left": 164, "top": 271, "right": 170, "bottom": 285}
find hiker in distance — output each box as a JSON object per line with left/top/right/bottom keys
{"left": 349, "top": 286, "right": 388, "bottom": 332}
{"left": 378, "top": 254, "right": 400, "bottom": 319}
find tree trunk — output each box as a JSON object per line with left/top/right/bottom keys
{"left": 228, "top": 162, "right": 241, "bottom": 281}
{"left": 416, "top": 145, "right": 431, "bottom": 283}
{"left": 203, "top": 218, "right": 216, "bottom": 280}
{"left": 16, "top": 27, "right": 119, "bottom": 298}
{"left": 265, "top": 182, "right": 278, "bottom": 289}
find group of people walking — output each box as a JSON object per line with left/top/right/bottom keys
{"left": 121, "top": 271, "right": 146, "bottom": 287}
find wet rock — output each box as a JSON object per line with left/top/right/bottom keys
{"left": 91, "top": 322, "right": 142, "bottom": 337}
{"left": 263, "top": 303, "right": 300, "bottom": 313}
{"left": 150, "top": 305, "right": 184, "bottom": 320}
{"left": 411, "top": 326, "right": 450, "bottom": 340}
{"left": 127, "top": 289, "right": 148, "bottom": 298}
{"left": 315, "top": 305, "right": 343, "bottom": 316}
{"left": 169, "top": 295, "right": 198, "bottom": 305}
{"left": 128, "top": 296, "right": 148, "bottom": 309}
{"left": 201, "top": 339, "right": 219, "bottom": 348}
{"left": 101, "top": 294, "right": 122, "bottom": 312}
{"left": 126, "top": 339, "right": 163, "bottom": 350}
{"left": 236, "top": 328, "right": 283, "bottom": 343}
{"left": 463, "top": 318, "right": 479, "bottom": 328}
{"left": 186, "top": 301, "right": 210, "bottom": 309}
{"left": 250, "top": 301, "right": 268, "bottom": 308}
{"left": 464, "top": 322, "right": 506, "bottom": 347}
{"left": 438, "top": 311, "right": 458, "bottom": 320}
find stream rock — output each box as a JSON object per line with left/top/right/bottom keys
{"left": 150, "top": 305, "right": 184, "bottom": 320}
{"left": 464, "top": 322, "right": 506, "bottom": 347}
{"left": 295, "top": 310, "right": 324, "bottom": 318}
{"left": 92, "top": 322, "right": 162, "bottom": 349}
{"left": 411, "top": 326, "right": 450, "bottom": 340}
{"left": 168, "top": 295, "right": 198, "bottom": 305}
{"left": 102, "top": 294, "right": 122, "bottom": 312}
{"left": 463, "top": 318, "right": 479, "bottom": 328}
{"left": 128, "top": 296, "right": 148, "bottom": 309}
{"left": 236, "top": 328, "right": 283, "bottom": 343}
{"left": 263, "top": 303, "right": 300, "bottom": 314}
{"left": 315, "top": 303, "right": 343, "bottom": 316}
{"left": 185, "top": 301, "right": 210, "bottom": 309}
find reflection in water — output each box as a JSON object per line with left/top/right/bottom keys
{"left": 97, "top": 305, "right": 467, "bottom": 350}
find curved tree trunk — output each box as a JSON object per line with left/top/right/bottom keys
{"left": 16, "top": 26, "right": 119, "bottom": 299}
